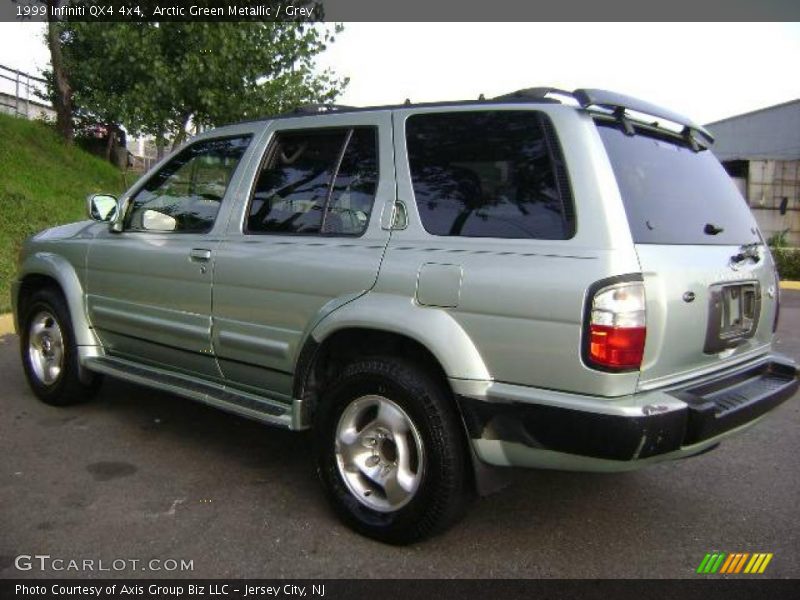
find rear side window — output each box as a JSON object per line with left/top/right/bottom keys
{"left": 247, "top": 127, "right": 378, "bottom": 236}
{"left": 405, "top": 111, "right": 575, "bottom": 239}
{"left": 597, "top": 124, "right": 760, "bottom": 245}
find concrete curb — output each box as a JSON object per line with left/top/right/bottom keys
{"left": 0, "top": 313, "right": 14, "bottom": 336}
{"left": 1, "top": 282, "right": 799, "bottom": 336}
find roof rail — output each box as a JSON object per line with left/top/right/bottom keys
{"left": 291, "top": 103, "right": 355, "bottom": 115}
{"left": 493, "top": 87, "right": 574, "bottom": 101}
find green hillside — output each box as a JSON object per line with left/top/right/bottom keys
{"left": 0, "top": 113, "right": 126, "bottom": 312}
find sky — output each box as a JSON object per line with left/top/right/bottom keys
{"left": 1, "top": 22, "right": 799, "bottom": 124}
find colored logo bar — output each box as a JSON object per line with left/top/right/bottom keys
{"left": 696, "top": 552, "right": 773, "bottom": 574}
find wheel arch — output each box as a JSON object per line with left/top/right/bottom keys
{"left": 15, "top": 253, "right": 98, "bottom": 348}
{"left": 293, "top": 293, "right": 491, "bottom": 419}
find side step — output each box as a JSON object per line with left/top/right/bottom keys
{"left": 83, "top": 356, "right": 305, "bottom": 430}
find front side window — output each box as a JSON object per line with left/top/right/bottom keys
{"left": 125, "top": 136, "right": 252, "bottom": 233}
{"left": 406, "top": 111, "right": 575, "bottom": 239}
{"left": 246, "top": 127, "right": 378, "bottom": 236}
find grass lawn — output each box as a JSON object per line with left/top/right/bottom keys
{"left": 0, "top": 113, "right": 127, "bottom": 313}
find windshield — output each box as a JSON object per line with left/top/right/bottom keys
{"left": 597, "top": 123, "right": 760, "bottom": 245}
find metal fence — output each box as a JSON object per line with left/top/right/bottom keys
{"left": 0, "top": 63, "right": 51, "bottom": 119}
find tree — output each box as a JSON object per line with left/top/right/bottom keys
{"left": 28, "top": 0, "right": 75, "bottom": 143}
{"left": 43, "top": 7, "right": 347, "bottom": 156}
{"left": 45, "top": 2, "right": 75, "bottom": 142}
{"left": 50, "top": 21, "right": 166, "bottom": 160}
{"left": 144, "top": 21, "right": 347, "bottom": 150}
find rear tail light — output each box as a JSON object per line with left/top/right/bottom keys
{"left": 586, "top": 281, "right": 646, "bottom": 371}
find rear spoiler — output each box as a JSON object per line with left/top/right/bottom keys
{"left": 494, "top": 87, "right": 714, "bottom": 149}
{"left": 574, "top": 88, "right": 714, "bottom": 148}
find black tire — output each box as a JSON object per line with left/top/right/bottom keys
{"left": 19, "top": 287, "right": 103, "bottom": 406}
{"left": 314, "top": 356, "right": 469, "bottom": 544}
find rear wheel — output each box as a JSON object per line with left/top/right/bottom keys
{"left": 314, "top": 357, "right": 469, "bottom": 544}
{"left": 20, "top": 287, "right": 102, "bottom": 406}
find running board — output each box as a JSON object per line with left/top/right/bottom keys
{"left": 83, "top": 356, "right": 306, "bottom": 430}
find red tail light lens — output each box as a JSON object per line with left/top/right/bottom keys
{"left": 589, "top": 324, "right": 646, "bottom": 368}
{"left": 586, "top": 281, "right": 646, "bottom": 371}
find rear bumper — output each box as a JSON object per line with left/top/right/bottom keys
{"left": 455, "top": 354, "right": 798, "bottom": 472}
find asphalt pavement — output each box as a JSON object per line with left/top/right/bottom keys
{"left": 1, "top": 293, "right": 799, "bottom": 579}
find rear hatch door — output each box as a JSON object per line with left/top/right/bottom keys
{"left": 597, "top": 123, "right": 778, "bottom": 390}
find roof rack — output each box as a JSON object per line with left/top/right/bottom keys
{"left": 291, "top": 103, "right": 356, "bottom": 115}
{"left": 228, "top": 88, "right": 714, "bottom": 149}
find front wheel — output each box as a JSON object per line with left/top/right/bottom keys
{"left": 314, "top": 357, "right": 469, "bottom": 544}
{"left": 20, "top": 287, "right": 102, "bottom": 406}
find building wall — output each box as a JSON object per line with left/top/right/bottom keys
{"left": 708, "top": 100, "right": 800, "bottom": 162}
{"left": 746, "top": 160, "right": 800, "bottom": 245}
{"left": 0, "top": 92, "right": 55, "bottom": 121}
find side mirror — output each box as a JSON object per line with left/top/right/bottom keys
{"left": 87, "top": 194, "right": 118, "bottom": 222}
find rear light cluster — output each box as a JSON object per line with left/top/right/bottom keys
{"left": 587, "top": 281, "right": 646, "bottom": 370}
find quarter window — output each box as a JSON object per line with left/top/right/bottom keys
{"left": 125, "top": 136, "right": 251, "bottom": 233}
{"left": 406, "top": 111, "right": 575, "bottom": 239}
{"left": 246, "top": 127, "right": 378, "bottom": 236}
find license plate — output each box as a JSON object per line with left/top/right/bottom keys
{"left": 719, "top": 284, "right": 757, "bottom": 339}
{"left": 704, "top": 282, "right": 760, "bottom": 353}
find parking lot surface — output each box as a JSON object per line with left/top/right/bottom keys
{"left": 2, "top": 293, "right": 799, "bottom": 579}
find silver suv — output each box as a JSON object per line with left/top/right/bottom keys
{"left": 13, "top": 88, "right": 798, "bottom": 543}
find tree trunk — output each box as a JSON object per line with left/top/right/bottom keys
{"left": 45, "top": 3, "right": 73, "bottom": 143}
{"left": 104, "top": 124, "right": 117, "bottom": 162}
{"left": 156, "top": 131, "right": 166, "bottom": 160}
{"left": 171, "top": 112, "right": 193, "bottom": 150}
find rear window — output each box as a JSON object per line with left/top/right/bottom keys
{"left": 406, "top": 111, "right": 575, "bottom": 240}
{"left": 246, "top": 127, "right": 378, "bottom": 236}
{"left": 597, "top": 123, "right": 759, "bottom": 245}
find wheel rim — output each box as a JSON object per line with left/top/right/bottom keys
{"left": 335, "top": 395, "right": 425, "bottom": 513}
{"left": 27, "top": 310, "right": 65, "bottom": 386}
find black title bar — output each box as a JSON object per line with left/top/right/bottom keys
{"left": 3, "top": 579, "right": 800, "bottom": 600}
{"left": 3, "top": 0, "right": 800, "bottom": 22}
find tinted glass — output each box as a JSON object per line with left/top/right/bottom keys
{"left": 326, "top": 129, "right": 379, "bottom": 235}
{"left": 125, "top": 136, "right": 251, "bottom": 233}
{"left": 247, "top": 127, "right": 378, "bottom": 236}
{"left": 597, "top": 124, "right": 760, "bottom": 245}
{"left": 406, "top": 111, "right": 574, "bottom": 239}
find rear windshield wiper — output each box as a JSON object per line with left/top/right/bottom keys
{"left": 730, "top": 243, "right": 761, "bottom": 264}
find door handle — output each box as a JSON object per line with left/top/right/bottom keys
{"left": 189, "top": 248, "right": 212, "bottom": 262}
